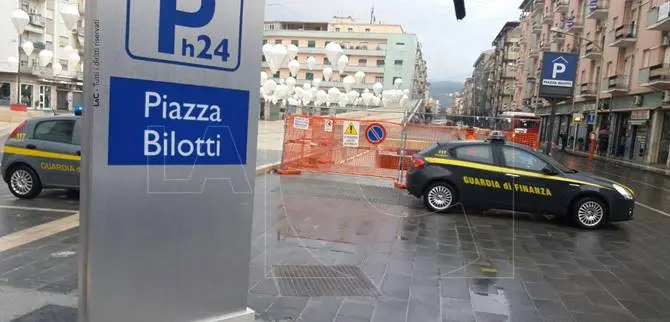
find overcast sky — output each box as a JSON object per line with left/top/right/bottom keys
{"left": 265, "top": 0, "right": 522, "bottom": 83}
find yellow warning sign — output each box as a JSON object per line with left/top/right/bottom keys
{"left": 344, "top": 122, "right": 358, "bottom": 135}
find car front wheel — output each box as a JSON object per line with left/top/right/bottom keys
{"left": 8, "top": 165, "right": 42, "bottom": 199}
{"left": 423, "top": 182, "right": 457, "bottom": 213}
{"left": 573, "top": 197, "right": 607, "bottom": 229}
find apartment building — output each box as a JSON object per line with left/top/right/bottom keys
{"left": 263, "top": 17, "right": 429, "bottom": 99}
{"left": 490, "top": 22, "right": 523, "bottom": 115}
{"left": 462, "top": 77, "right": 474, "bottom": 114}
{"left": 466, "top": 49, "right": 495, "bottom": 116}
{"left": 514, "top": 0, "right": 670, "bottom": 167}
{"left": 0, "top": 0, "right": 84, "bottom": 110}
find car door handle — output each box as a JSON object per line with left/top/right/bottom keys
{"left": 26, "top": 144, "right": 36, "bottom": 150}
{"left": 505, "top": 173, "right": 520, "bottom": 178}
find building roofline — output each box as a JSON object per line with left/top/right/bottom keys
{"left": 518, "top": 0, "right": 533, "bottom": 10}
{"left": 492, "top": 21, "right": 520, "bottom": 45}
{"left": 473, "top": 49, "right": 494, "bottom": 67}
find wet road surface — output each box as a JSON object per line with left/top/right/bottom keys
{"left": 1, "top": 153, "right": 670, "bottom": 321}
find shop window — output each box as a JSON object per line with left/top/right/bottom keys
{"left": 20, "top": 84, "right": 33, "bottom": 108}
{"left": 0, "top": 82, "right": 10, "bottom": 105}
{"left": 38, "top": 85, "right": 51, "bottom": 110}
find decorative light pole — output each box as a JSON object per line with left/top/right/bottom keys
{"left": 10, "top": 9, "right": 29, "bottom": 105}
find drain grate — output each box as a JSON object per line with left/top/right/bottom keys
{"left": 272, "top": 265, "right": 380, "bottom": 297}
{"left": 11, "top": 305, "right": 76, "bottom": 322}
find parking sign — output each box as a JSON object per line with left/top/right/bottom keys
{"left": 125, "top": 0, "right": 243, "bottom": 71}
{"left": 81, "top": 0, "right": 262, "bottom": 321}
{"left": 539, "top": 51, "right": 578, "bottom": 99}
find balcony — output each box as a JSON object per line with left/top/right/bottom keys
{"left": 581, "top": 42, "right": 602, "bottom": 60}
{"left": 540, "top": 41, "right": 550, "bottom": 51}
{"left": 532, "top": 21, "right": 543, "bottom": 34}
{"left": 646, "top": 3, "right": 670, "bottom": 31}
{"left": 554, "top": 0, "right": 569, "bottom": 13}
{"left": 566, "top": 15, "right": 583, "bottom": 32}
{"left": 577, "top": 83, "right": 597, "bottom": 98}
{"left": 601, "top": 75, "right": 630, "bottom": 94}
{"left": 28, "top": 14, "right": 45, "bottom": 27}
{"left": 607, "top": 24, "right": 637, "bottom": 48}
{"left": 587, "top": 0, "right": 609, "bottom": 20}
{"left": 639, "top": 64, "right": 670, "bottom": 89}
{"left": 543, "top": 12, "right": 553, "bottom": 24}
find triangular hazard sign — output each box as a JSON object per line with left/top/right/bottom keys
{"left": 345, "top": 123, "right": 358, "bottom": 135}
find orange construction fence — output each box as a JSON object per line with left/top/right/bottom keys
{"left": 278, "top": 114, "right": 540, "bottom": 185}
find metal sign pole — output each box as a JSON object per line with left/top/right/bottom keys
{"left": 80, "top": 0, "right": 262, "bottom": 321}
{"left": 545, "top": 99, "right": 557, "bottom": 155}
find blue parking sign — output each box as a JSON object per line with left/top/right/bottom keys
{"left": 540, "top": 51, "right": 578, "bottom": 99}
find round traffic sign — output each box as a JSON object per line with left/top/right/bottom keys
{"left": 365, "top": 123, "right": 386, "bottom": 144}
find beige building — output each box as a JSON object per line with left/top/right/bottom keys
{"left": 0, "top": 0, "right": 85, "bottom": 110}
{"left": 263, "top": 17, "right": 429, "bottom": 99}
{"left": 514, "top": 0, "right": 670, "bottom": 167}
{"left": 490, "top": 22, "right": 523, "bottom": 115}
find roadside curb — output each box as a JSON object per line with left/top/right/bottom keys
{"left": 560, "top": 150, "right": 670, "bottom": 177}
{"left": 255, "top": 162, "right": 281, "bottom": 175}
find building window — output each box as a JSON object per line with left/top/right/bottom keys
{"left": 20, "top": 84, "right": 33, "bottom": 107}
{"left": 291, "top": 40, "right": 299, "bottom": 46}
{"left": 274, "top": 39, "right": 282, "bottom": 44}
{"left": 324, "top": 57, "right": 330, "bottom": 65}
{"left": 262, "top": 55, "right": 266, "bottom": 62}
{"left": 358, "top": 59, "right": 367, "bottom": 66}
{"left": 365, "top": 28, "right": 371, "bottom": 32}
{"left": 59, "top": 59, "right": 68, "bottom": 72}
{"left": 348, "top": 28, "right": 353, "bottom": 32}
{"left": 308, "top": 40, "right": 316, "bottom": 48}
{"left": 393, "top": 76, "right": 401, "bottom": 84}
{"left": 0, "top": 82, "right": 10, "bottom": 106}
{"left": 396, "top": 42, "right": 405, "bottom": 46}
{"left": 377, "top": 60, "right": 385, "bottom": 67}
{"left": 375, "top": 76, "right": 384, "bottom": 83}
{"left": 306, "top": 72, "right": 314, "bottom": 80}
{"left": 273, "top": 71, "right": 280, "bottom": 78}
{"left": 335, "top": 28, "right": 340, "bottom": 32}
{"left": 394, "top": 60, "right": 403, "bottom": 66}
{"left": 262, "top": 39, "right": 267, "bottom": 45}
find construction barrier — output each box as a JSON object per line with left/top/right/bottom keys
{"left": 278, "top": 113, "right": 541, "bottom": 187}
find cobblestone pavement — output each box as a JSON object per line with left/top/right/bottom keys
{"left": 2, "top": 166, "right": 670, "bottom": 321}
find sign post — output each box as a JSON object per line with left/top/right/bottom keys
{"left": 80, "top": 0, "right": 263, "bottom": 321}
{"left": 539, "top": 51, "right": 578, "bottom": 155}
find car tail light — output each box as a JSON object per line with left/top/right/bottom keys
{"left": 8, "top": 120, "right": 26, "bottom": 139}
{"left": 412, "top": 156, "right": 425, "bottom": 169}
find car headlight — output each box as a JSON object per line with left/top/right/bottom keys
{"left": 613, "top": 184, "right": 633, "bottom": 200}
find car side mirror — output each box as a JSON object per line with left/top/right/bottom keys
{"left": 542, "top": 166, "right": 557, "bottom": 175}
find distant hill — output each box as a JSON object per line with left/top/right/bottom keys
{"left": 430, "top": 81, "right": 464, "bottom": 108}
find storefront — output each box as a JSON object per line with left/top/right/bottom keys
{"left": 660, "top": 111, "right": 670, "bottom": 166}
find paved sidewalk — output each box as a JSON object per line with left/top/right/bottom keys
{"left": 559, "top": 148, "right": 670, "bottom": 177}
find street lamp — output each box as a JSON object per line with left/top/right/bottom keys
{"left": 551, "top": 27, "right": 605, "bottom": 148}
{"left": 9, "top": 9, "right": 29, "bottom": 105}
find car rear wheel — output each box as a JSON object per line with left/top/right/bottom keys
{"left": 8, "top": 165, "right": 42, "bottom": 199}
{"left": 573, "top": 197, "right": 607, "bottom": 229}
{"left": 423, "top": 182, "right": 457, "bottom": 213}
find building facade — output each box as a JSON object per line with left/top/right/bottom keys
{"left": 485, "top": 0, "right": 670, "bottom": 167}
{"left": 263, "top": 17, "right": 429, "bottom": 99}
{"left": 490, "top": 22, "right": 523, "bottom": 115}
{"left": 0, "top": 0, "right": 85, "bottom": 110}
{"left": 469, "top": 50, "right": 495, "bottom": 116}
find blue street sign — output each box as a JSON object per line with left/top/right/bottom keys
{"left": 540, "top": 51, "right": 578, "bottom": 99}
{"left": 365, "top": 123, "right": 386, "bottom": 144}
{"left": 125, "top": 0, "right": 243, "bottom": 71}
{"left": 107, "top": 76, "right": 250, "bottom": 165}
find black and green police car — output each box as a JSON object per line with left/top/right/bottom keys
{"left": 406, "top": 131, "right": 635, "bottom": 229}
